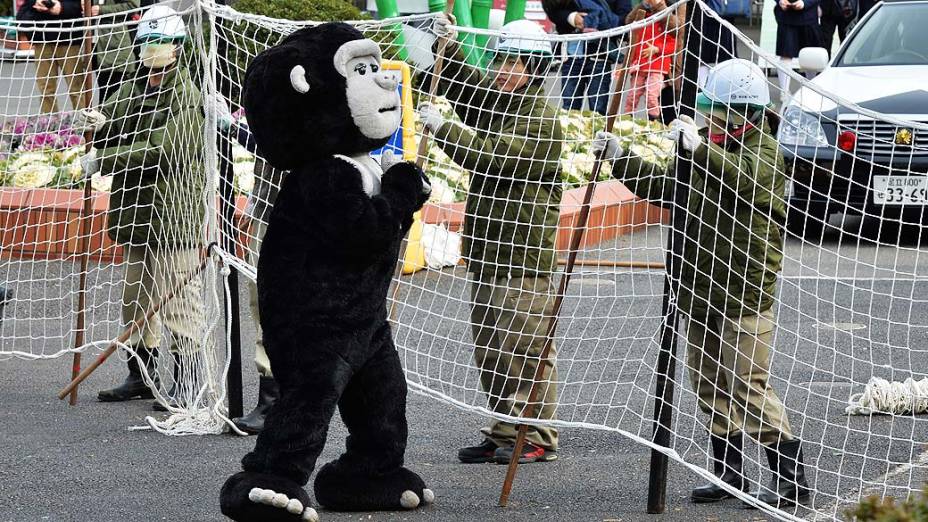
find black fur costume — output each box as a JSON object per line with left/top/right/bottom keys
{"left": 220, "top": 23, "right": 431, "bottom": 522}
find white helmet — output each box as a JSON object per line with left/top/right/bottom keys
{"left": 136, "top": 5, "right": 187, "bottom": 43}
{"left": 696, "top": 58, "right": 770, "bottom": 111}
{"left": 495, "top": 19, "right": 552, "bottom": 57}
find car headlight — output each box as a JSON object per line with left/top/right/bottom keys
{"left": 778, "top": 105, "right": 828, "bottom": 147}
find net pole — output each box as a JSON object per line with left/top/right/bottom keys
{"left": 498, "top": 34, "right": 637, "bottom": 508}
{"left": 387, "top": 0, "right": 456, "bottom": 323}
{"left": 58, "top": 249, "right": 214, "bottom": 400}
{"left": 216, "top": 0, "right": 243, "bottom": 420}
{"left": 66, "top": 0, "right": 98, "bottom": 406}
{"left": 645, "top": 0, "right": 700, "bottom": 513}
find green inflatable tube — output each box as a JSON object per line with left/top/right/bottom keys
{"left": 504, "top": 0, "right": 527, "bottom": 23}
{"left": 471, "top": 0, "right": 492, "bottom": 61}
{"left": 450, "top": 0, "right": 483, "bottom": 67}
{"left": 375, "top": 0, "right": 409, "bottom": 60}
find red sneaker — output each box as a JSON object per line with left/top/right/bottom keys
{"left": 494, "top": 443, "right": 558, "bottom": 464}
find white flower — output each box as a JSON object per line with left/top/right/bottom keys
{"left": 614, "top": 120, "right": 637, "bottom": 137}
{"left": 58, "top": 146, "right": 83, "bottom": 164}
{"left": 11, "top": 163, "right": 56, "bottom": 188}
{"left": 231, "top": 143, "right": 253, "bottom": 163}
{"left": 233, "top": 161, "right": 255, "bottom": 193}
{"left": 428, "top": 177, "right": 456, "bottom": 204}
{"left": 10, "top": 152, "right": 51, "bottom": 170}
{"left": 90, "top": 173, "right": 113, "bottom": 192}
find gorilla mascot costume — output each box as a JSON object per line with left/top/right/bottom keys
{"left": 220, "top": 23, "right": 433, "bottom": 522}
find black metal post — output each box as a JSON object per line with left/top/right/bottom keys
{"left": 215, "top": 2, "right": 244, "bottom": 420}
{"left": 646, "top": 0, "right": 703, "bottom": 514}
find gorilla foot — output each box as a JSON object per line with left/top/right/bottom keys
{"left": 314, "top": 461, "right": 434, "bottom": 512}
{"left": 221, "top": 471, "right": 318, "bottom": 522}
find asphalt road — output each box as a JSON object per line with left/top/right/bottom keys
{"left": 2, "top": 217, "right": 928, "bottom": 522}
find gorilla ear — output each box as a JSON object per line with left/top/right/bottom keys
{"left": 290, "top": 65, "right": 310, "bottom": 94}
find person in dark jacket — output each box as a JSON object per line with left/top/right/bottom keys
{"left": 820, "top": 0, "right": 857, "bottom": 57}
{"left": 86, "top": 0, "right": 142, "bottom": 103}
{"left": 419, "top": 15, "right": 563, "bottom": 464}
{"left": 543, "top": 0, "right": 631, "bottom": 115}
{"left": 16, "top": 0, "right": 88, "bottom": 113}
{"left": 695, "top": 0, "right": 738, "bottom": 86}
{"left": 773, "top": 0, "right": 823, "bottom": 102}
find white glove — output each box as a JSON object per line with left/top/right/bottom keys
{"left": 379, "top": 149, "right": 402, "bottom": 172}
{"left": 79, "top": 149, "right": 100, "bottom": 179}
{"left": 206, "top": 93, "right": 234, "bottom": 131}
{"left": 433, "top": 13, "right": 458, "bottom": 40}
{"left": 592, "top": 131, "right": 626, "bottom": 161}
{"left": 667, "top": 115, "right": 702, "bottom": 153}
{"left": 70, "top": 108, "right": 107, "bottom": 133}
{"left": 418, "top": 102, "right": 446, "bottom": 135}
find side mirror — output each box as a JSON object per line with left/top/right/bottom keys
{"left": 798, "top": 47, "right": 829, "bottom": 73}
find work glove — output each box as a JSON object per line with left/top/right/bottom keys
{"left": 79, "top": 149, "right": 100, "bottom": 179}
{"left": 418, "top": 102, "right": 446, "bottom": 135}
{"left": 206, "top": 93, "right": 234, "bottom": 131}
{"left": 592, "top": 131, "right": 626, "bottom": 161}
{"left": 667, "top": 115, "right": 702, "bottom": 153}
{"left": 70, "top": 108, "right": 107, "bottom": 133}
{"left": 433, "top": 13, "right": 458, "bottom": 41}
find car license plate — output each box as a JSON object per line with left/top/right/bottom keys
{"left": 872, "top": 176, "right": 928, "bottom": 205}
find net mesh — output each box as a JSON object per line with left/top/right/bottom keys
{"left": 2, "top": 0, "right": 928, "bottom": 518}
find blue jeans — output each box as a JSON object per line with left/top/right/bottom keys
{"left": 560, "top": 55, "right": 612, "bottom": 115}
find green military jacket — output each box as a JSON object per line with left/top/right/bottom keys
{"left": 95, "top": 0, "right": 141, "bottom": 74}
{"left": 613, "top": 120, "right": 787, "bottom": 318}
{"left": 433, "top": 55, "right": 563, "bottom": 278}
{"left": 96, "top": 67, "right": 205, "bottom": 247}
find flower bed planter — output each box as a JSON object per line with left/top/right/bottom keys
{"left": 2, "top": 182, "right": 667, "bottom": 264}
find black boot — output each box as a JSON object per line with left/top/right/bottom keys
{"left": 691, "top": 434, "right": 748, "bottom": 503}
{"left": 231, "top": 376, "right": 278, "bottom": 434}
{"left": 152, "top": 351, "right": 199, "bottom": 412}
{"left": 98, "top": 348, "right": 159, "bottom": 402}
{"left": 747, "top": 439, "right": 811, "bottom": 507}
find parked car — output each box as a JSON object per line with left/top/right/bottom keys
{"left": 778, "top": 0, "right": 928, "bottom": 238}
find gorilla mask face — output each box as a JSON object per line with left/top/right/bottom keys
{"left": 332, "top": 39, "right": 401, "bottom": 141}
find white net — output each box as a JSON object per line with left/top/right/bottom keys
{"left": 0, "top": 1, "right": 233, "bottom": 435}
{"left": 3, "top": 0, "right": 928, "bottom": 519}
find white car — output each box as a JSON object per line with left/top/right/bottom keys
{"left": 777, "top": 0, "right": 928, "bottom": 236}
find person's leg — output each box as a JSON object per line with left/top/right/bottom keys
{"left": 99, "top": 245, "right": 161, "bottom": 401}
{"left": 235, "top": 219, "right": 278, "bottom": 433}
{"left": 644, "top": 72, "right": 665, "bottom": 120}
{"left": 623, "top": 71, "right": 646, "bottom": 115}
{"left": 32, "top": 44, "right": 60, "bottom": 114}
{"left": 820, "top": 15, "right": 837, "bottom": 58}
{"left": 560, "top": 57, "right": 585, "bottom": 111}
{"left": 464, "top": 274, "right": 513, "bottom": 462}
{"left": 719, "top": 309, "right": 810, "bottom": 507}
{"left": 777, "top": 58, "right": 792, "bottom": 102}
{"left": 587, "top": 59, "right": 613, "bottom": 116}
{"left": 686, "top": 315, "right": 748, "bottom": 503}
{"left": 485, "top": 275, "right": 559, "bottom": 462}
{"left": 151, "top": 246, "right": 207, "bottom": 411}
{"left": 313, "top": 324, "right": 433, "bottom": 511}
{"left": 60, "top": 44, "right": 89, "bottom": 111}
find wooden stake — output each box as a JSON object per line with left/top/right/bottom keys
{"left": 58, "top": 252, "right": 212, "bottom": 401}
{"left": 67, "top": 0, "right": 99, "bottom": 406}
{"left": 499, "top": 33, "right": 638, "bottom": 507}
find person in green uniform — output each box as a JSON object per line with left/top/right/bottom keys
{"left": 86, "top": 0, "right": 141, "bottom": 103}
{"left": 419, "top": 15, "right": 563, "bottom": 465}
{"left": 75, "top": 5, "right": 207, "bottom": 412}
{"left": 593, "top": 58, "right": 811, "bottom": 507}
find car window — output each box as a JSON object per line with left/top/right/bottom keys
{"left": 838, "top": 4, "right": 928, "bottom": 66}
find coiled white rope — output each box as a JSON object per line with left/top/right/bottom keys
{"left": 846, "top": 377, "right": 928, "bottom": 416}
